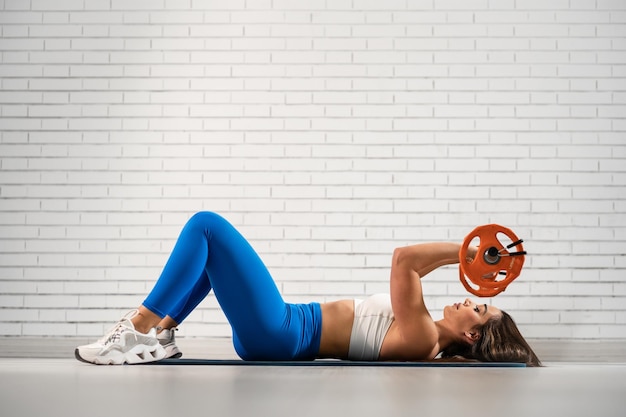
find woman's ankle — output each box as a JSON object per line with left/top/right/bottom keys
{"left": 131, "top": 306, "right": 162, "bottom": 334}
{"left": 156, "top": 316, "right": 179, "bottom": 334}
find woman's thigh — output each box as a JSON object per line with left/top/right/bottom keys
{"left": 197, "top": 213, "right": 295, "bottom": 354}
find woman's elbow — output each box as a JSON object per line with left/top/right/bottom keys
{"left": 392, "top": 246, "right": 410, "bottom": 267}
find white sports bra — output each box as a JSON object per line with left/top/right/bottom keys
{"left": 347, "top": 293, "right": 395, "bottom": 360}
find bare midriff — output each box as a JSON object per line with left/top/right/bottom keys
{"left": 317, "top": 299, "right": 355, "bottom": 359}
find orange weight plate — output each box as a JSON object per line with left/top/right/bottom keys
{"left": 459, "top": 224, "right": 526, "bottom": 297}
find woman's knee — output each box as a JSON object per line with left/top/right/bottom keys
{"left": 186, "top": 211, "right": 225, "bottom": 229}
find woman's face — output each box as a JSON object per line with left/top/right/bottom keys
{"left": 444, "top": 298, "right": 502, "bottom": 340}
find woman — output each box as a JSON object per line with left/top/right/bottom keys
{"left": 75, "top": 212, "right": 541, "bottom": 366}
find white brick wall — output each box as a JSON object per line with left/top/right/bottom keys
{"left": 0, "top": 1, "right": 624, "bottom": 341}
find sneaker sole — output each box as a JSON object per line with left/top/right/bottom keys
{"left": 160, "top": 342, "right": 183, "bottom": 359}
{"left": 75, "top": 344, "right": 166, "bottom": 365}
{"left": 74, "top": 348, "right": 93, "bottom": 364}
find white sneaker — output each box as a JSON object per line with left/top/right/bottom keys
{"left": 157, "top": 327, "right": 182, "bottom": 359}
{"left": 75, "top": 310, "right": 166, "bottom": 365}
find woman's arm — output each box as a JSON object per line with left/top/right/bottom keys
{"left": 393, "top": 242, "right": 465, "bottom": 279}
{"left": 390, "top": 242, "right": 462, "bottom": 319}
{"left": 389, "top": 243, "right": 473, "bottom": 350}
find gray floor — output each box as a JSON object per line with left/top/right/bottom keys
{"left": 1, "top": 338, "right": 626, "bottom": 417}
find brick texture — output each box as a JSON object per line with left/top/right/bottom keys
{"left": 0, "top": 1, "right": 624, "bottom": 340}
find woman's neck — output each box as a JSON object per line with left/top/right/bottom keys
{"left": 434, "top": 319, "right": 461, "bottom": 353}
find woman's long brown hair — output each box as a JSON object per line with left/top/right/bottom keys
{"left": 441, "top": 310, "right": 542, "bottom": 367}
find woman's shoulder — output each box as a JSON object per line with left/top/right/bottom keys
{"left": 380, "top": 319, "right": 439, "bottom": 361}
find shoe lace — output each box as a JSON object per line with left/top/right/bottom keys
{"left": 98, "top": 311, "right": 138, "bottom": 345}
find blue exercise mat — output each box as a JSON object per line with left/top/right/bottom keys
{"left": 152, "top": 358, "right": 526, "bottom": 367}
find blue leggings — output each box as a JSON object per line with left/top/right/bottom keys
{"left": 142, "top": 212, "right": 322, "bottom": 361}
